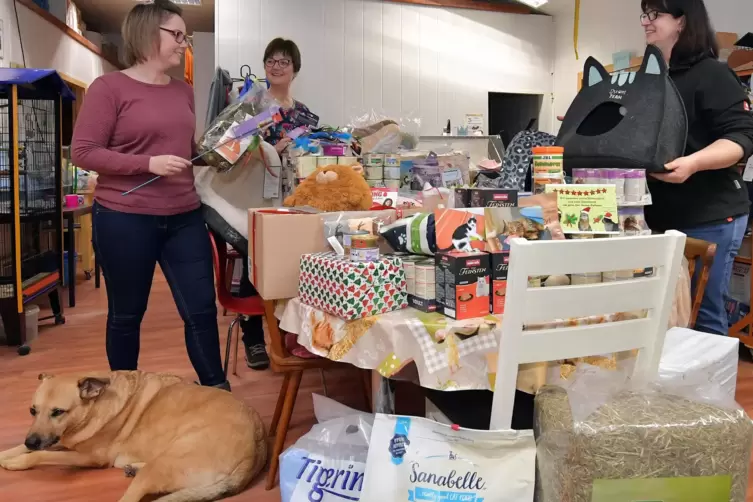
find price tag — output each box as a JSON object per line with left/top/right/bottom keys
{"left": 743, "top": 156, "right": 753, "bottom": 182}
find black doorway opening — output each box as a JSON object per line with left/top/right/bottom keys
{"left": 488, "top": 92, "right": 544, "bottom": 146}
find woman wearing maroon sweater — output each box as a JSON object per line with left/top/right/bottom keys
{"left": 71, "top": 0, "right": 229, "bottom": 390}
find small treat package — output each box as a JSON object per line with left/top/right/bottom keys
{"left": 535, "top": 368, "right": 753, "bottom": 502}
{"left": 485, "top": 193, "right": 565, "bottom": 253}
{"left": 619, "top": 206, "right": 651, "bottom": 236}
{"left": 361, "top": 414, "right": 536, "bottom": 502}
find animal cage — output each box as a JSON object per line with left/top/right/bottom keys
{"left": 0, "top": 69, "right": 73, "bottom": 353}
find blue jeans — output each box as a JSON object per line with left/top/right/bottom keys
{"left": 681, "top": 215, "right": 749, "bottom": 336}
{"left": 92, "top": 202, "right": 225, "bottom": 386}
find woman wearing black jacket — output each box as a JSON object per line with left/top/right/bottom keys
{"left": 640, "top": 0, "right": 753, "bottom": 335}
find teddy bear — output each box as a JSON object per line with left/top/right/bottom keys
{"left": 283, "top": 164, "right": 373, "bottom": 212}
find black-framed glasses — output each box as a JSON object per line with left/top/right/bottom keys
{"left": 265, "top": 58, "right": 291, "bottom": 69}
{"left": 160, "top": 27, "right": 190, "bottom": 45}
{"left": 640, "top": 10, "right": 661, "bottom": 22}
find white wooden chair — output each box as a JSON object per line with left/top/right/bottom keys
{"left": 489, "top": 230, "right": 687, "bottom": 430}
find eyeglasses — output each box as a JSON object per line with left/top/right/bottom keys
{"left": 640, "top": 10, "right": 661, "bottom": 22}
{"left": 160, "top": 27, "right": 191, "bottom": 45}
{"left": 265, "top": 58, "right": 292, "bottom": 69}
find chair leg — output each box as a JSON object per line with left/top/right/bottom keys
{"left": 232, "top": 318, "right": 241, "bottom": 377}
{"left": 361, "top": 369, "right": 372, "bottom": 413}
{"left": 269, "top": 373, "right": 290, "bottom": 437}
{"left": 320, "top": 369, "right": 328, "bottom": 397}
{"left": 224, "top": 315, "right": 241, "bottom": 379}
{"left": 224, "top": 259, "right": 235, "bottom": 317}
{"left": 266, "top": 370, "right": 302, "bottom": 491}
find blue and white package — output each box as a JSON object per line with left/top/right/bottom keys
{"left": 361, "top": 414, "right": 536, "bottom": 502}
{"left": 280, "top": 413, "right": 372, "bottom": 502}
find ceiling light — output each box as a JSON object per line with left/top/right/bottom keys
{"left": 517, "top": 0, "right": 548, "bottom": 8}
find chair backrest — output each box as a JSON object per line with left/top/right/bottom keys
{"left": 207, "top": 231, "right": 234, "bottom": 307}
{"left": 683, "top": 237, "right": 717, "bottom": 327}
{"left": 489, "top": 230, "right": 686, "bottom": 430}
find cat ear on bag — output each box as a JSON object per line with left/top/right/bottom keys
{"left": 639, "top": 44, "right": 667, "bottom": 76}
{"left": 582, "top": 57, "right": 611, "bottom": 89}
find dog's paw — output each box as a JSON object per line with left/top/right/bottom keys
{"left": 123, "top": 464, "right": 138, "bottom": 478}
{"left": 0, "top": 456, "right": 31, "bottom": 471}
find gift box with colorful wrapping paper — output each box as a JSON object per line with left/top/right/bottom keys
{"left": 299, "top": 252, "right": 408, "bottom": 320}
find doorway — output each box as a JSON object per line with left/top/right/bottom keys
{"left": 488, "top": 92, "right": 544, "bottom": 146}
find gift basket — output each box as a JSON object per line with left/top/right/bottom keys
{"left": 197, "top": 79, "right": 282, "bottom": 173}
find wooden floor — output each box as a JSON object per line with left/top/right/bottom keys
{"left": 2, "top": 272, "right": 753, "bottom": 501}
{"left": 0, "top": 270, "right": 367, "bottom": 501}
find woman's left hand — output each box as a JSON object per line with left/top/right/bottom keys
{"left": 651, "top": 156, "right": 699, "bottom": 183}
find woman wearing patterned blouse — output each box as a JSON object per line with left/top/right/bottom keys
{"left": 239, "top": 38, "right": 313, "bottom": 370}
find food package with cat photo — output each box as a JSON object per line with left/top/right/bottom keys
{"left": 380, "top": 213, "right": 437, "bottom": 256}
{"left": 360, "top": 415, "right": 536, "bottom": 502}
{"left": 619, "top": 207, "right": 651, "bottom": 236}
{"left": 485, "top": 193, "right": 565, "bottom": 253}
{"left": 434, "top": 208, "right": 486, "bottom": 254}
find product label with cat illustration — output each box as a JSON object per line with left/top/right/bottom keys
{"left": 361, "top": 415, "right": 535, "bottom": 502}
{"left": 435, "top": 252, "right": 490, "bottom": 320}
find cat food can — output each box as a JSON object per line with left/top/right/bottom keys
{"left": 571, "top": 272, "right": 602, "bottom": 285}
{"left": 365, "top": 165, "right": 383, "bottom": 180}
{"left": 317, "top": 156, "right": 338, "bottom": 167}
{"left": 342, "top": 230, "right": 369, "bottom": 254}
{"left": 351, "top": 234, "right": 379, "bottom": 250}
{"left": 415, "top": 262, "right": 436, "bottom": 284}
{"left": 350, "top": 247, "right": 380, "bottom": 262}
{"left": 363, "top": 153, "right": 385, "bottom": 167}
{"left": 532, "top": 146, "right": 564, "bottom": 177}
{"left": 384, "top": 166, "right": 401, "bottom": 179}
{"left": 384, "top": 154, "right": 400, "bottom": 167}
{"left": 602, "top": 270, "right": 618, "bottom": 282}
{"left": 338, "top": 156, "right": 359, "bottom": 166}
{"left": 383, "top": 179, "right": 401, "bottom": 189}
{"left": 414, "top": 281, "right": 436, "bottom": 300}
{"left": 528, "top": 276, "right": 542, "bottom": 288}
{"left": 296, "top": 156, "right": 319, "bottom": 178}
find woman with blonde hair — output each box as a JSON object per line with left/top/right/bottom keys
{"left": 72, "top": 0, "right": 229, "bottom": 390}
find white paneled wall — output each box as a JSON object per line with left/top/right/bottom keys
{"left": 215, "top": 0, "right": 556, "bottom": 134}
{"left": 551, "top": 0, "right": 753, "bottom": 134}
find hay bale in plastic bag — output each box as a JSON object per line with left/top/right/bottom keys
{"left": 534, "top": 380, "right": 753, "bottom": 502}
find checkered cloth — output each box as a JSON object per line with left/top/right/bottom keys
{"left": 407, "top": 318, "right": 498, "bottom": 374}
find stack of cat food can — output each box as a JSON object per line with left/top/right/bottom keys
{"left": 383, "top": 154, "right": 401, "bottom": 190}
{"left": 409, "top": 259, "right": 437, "bottom": 312}
{"left": 363, "top": 153, "right": 384, "bottom": 187}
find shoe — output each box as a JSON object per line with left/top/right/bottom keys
{"left": 194, "top": 380, "right": 232, "bottom": 392}
{"left": 245, "top": 343, "right": 270, "bottom": 370}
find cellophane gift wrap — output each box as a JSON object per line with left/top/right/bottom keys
{"left": 299, "top": 252, "right": 408, "bottom": 321}
{"left": 534, "top": 367, "right": 753, "bottom": 502}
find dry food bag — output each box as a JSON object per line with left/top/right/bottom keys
{"left": 360, "top": 414, "right": 536, "bottom": 502}
{"left": 535, "top": 368, "right": 753, "bottom": 502}
{"left": 298, "top": 252, "right": 408, "bottom": 321}
{"left": 556, "top": 44, "right": 687, "bottom": 173}
{"left": 280, "top": 412, "right": 372, "bottom": 502}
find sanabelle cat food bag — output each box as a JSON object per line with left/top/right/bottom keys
{"left": 361, "top": 414, "right": 536, "bottom": 502}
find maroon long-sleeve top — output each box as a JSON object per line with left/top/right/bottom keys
{"left": 71, "top": 72, "right": 200, "bottom": 215}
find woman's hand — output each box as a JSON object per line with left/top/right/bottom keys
{"left": 148, "top": 155, "right": 192, "bottom": 177}
{"left": 275, "top": 137, "right": 292, "bottom": 156}
{"left": 651, "top": 156, "right": 700, "bottom": 184}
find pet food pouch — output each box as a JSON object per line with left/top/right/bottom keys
{"left": 361, "top": 415, "right": 536, "bottom": 502}
{"left": 280, "top": 413, "right": 372, "bottom": 502}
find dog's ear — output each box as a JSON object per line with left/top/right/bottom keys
{"left": 38, "top": 373, "right": 54, "bottom": 381}
{"left": 77, "top": 377, "right": 111, "bottom": 401}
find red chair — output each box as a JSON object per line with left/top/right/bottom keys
{"left": 208, "top": 231, "right": 265, "bottom": 377}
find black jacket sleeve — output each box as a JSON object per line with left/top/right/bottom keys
{"left": 697, "top": 61, "right": 753, "bottom": 161}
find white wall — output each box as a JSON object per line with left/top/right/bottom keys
{"left": 215, "top": 0, "right": 556, "bottom": 135}
{"left": 0, "top": 0, "right": 117, "bottom": 84}
{"left": 551, "top": 0, "right": 753, "bottom": 133}
{"left": 193, "top": 31, "right": 214, "bottom": 133}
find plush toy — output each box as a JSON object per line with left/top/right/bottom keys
{"left": 284, "top": 164, "right": 373, "bottom": 212}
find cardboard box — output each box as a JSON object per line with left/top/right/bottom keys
{"left": 408, "top": 294, "right": 438, "bottom": 313}
{"left": 435, "top": 251, "right": 490, "bottom": 320}
{"left": 454, "top": 188, "right": 519, "bottom": 208}
{"left": 248, "top": 209, "right": 327, "bottom": 300}
{"left": 490, "top": 252, "right": 509, "bottom": 315}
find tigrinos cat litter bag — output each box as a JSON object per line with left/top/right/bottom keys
{"left": 361, "top": 415, "right": 535, "bottom": 502}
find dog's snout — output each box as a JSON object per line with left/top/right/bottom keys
{"left": 24, "top": 434, "right": 58, "bottom": 450}
{"left": 24, "top": 434, "right": 42, "bottom": 450}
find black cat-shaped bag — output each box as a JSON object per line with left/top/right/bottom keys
{"left": 556, "top": 44, "right": 688, "bottom": 173}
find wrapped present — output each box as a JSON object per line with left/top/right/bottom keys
{"left": 299, "top": 252, "right": 408, "bottom": 320}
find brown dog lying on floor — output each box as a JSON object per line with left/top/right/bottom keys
{"left": 0, "top": 371, "right": 267, "bottom": 502}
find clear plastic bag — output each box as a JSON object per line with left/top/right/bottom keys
{"left": 279, "top": 402, "right": 373, "bottom": 502}
{"left": 197, "top": 80, "right": 279, "bottom": 172}
{"left": 346, "top": 109, "right": 421, "bottom": 154}
{"left": 535, "top": 366, "right": 753, "bottom": 502}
